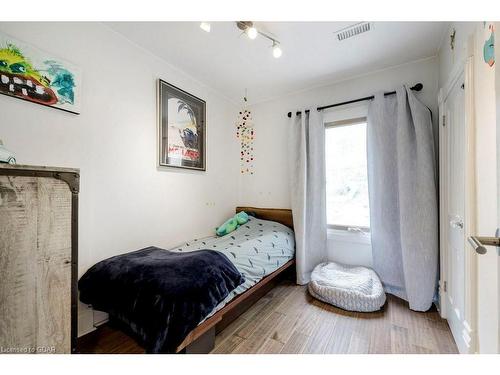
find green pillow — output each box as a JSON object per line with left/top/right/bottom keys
{"left": 216, "top": 217, "right": 239, "bottom": 237}
{"left": 215, "top": 211, "right": 249, "bottom": 236}
{"left": 235, "top": 211, "right": 249, "bottom": 225}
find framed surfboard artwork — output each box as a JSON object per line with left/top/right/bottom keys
{"left": 157, "top": 79, "right": 206, "bottom": 171}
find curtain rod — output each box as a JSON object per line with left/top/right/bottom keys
{"left": 287, "top": 83, "right": 423, "bottom": 118}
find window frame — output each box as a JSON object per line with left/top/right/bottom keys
{"left": 324, "top": 116, "right": 370, "bottom": 233}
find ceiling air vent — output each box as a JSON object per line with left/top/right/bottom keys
{"left": 335, "top": 22, "right": 371, "bottom": 41}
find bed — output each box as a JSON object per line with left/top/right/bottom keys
{"left": 79, "top": 207, "right": 295, "bottom": 354}
{"left": 175, "top": 207, "right": 295, "bottom": 353}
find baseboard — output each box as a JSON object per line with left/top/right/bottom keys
{"left": 77, "top": 303, "right": 95, "bottom": 337}
{"left": 448, "top": 309, "right": 475, "bottom": 354}
{"left": 77, "top": 303, "right": 109, "bottom": 338}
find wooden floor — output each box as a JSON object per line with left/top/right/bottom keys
{"left": 77, "top": 280, "right": 458, "bottom": 354}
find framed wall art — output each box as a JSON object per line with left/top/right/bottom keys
{"left": 0, "top": 31, "right": 82, "bottom": 114}
{"left": 158, "top": 79, "right": 206, "bottom": 171}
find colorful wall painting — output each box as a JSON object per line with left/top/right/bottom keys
{"left": 483, "top": 23, "right": 495, "bottom": 67}
{"left": 0, "top": 32, "right": 82, "bottom": 114}
{"left": 236, "top": 109, "right": 255, "bottom": 175}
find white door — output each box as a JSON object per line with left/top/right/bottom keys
{"left": 444, "top": 73, "right": 469, "bottom": 352}
{"left": 440, "top": 28, "right": 499, "bottom": 354}
{"left": 495, "top": 22, "right": 500, "bottom": 352}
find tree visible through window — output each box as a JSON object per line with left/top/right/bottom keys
{"left": 325, "top": 119, "right": 370, "bottom": 229}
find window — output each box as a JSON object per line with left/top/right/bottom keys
{"left": 325, "top": 118, "right": 370, "bottom": 230}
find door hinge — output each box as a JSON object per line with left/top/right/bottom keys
{"left": 442, "top": 115, "right": 446, "bottom": 127}
{"left": 443, "top": 281, "right": 447, "bottom": 293}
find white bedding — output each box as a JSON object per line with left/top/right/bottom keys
{"left": 171, "top": 216, "right": 295, "bottom": 320}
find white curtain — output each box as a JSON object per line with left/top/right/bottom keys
{"left": 367, "top": 86, "right": 438, "bottom": 311}
{"left": 288, "top": 110, "right": 328, "bottom": 284}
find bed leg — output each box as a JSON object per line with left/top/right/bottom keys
{"left": 182, "top": 327, "right": 215, "bottom": 354}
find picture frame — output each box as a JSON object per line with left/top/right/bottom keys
{"left": 0, "top": 31, "right": 82, "bottom": 115}
{"left": 157, "top": 79, "right": 206, "bottom": 171}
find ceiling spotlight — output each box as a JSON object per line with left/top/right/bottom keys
{"left": 200, "top": 22, "right": 211, "bottom": 32}
{"left": 272, "top": 42, "right": 282, "bottom": 58}
{"left": 246, "top": 26, "right": 258, "bottom": 40}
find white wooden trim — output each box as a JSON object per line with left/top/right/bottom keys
{"left": 327, "top": 227, "right": 371, "bottom": 245}
{"left": 438, "top": 87, "right": 449, "bottom": 317}
{"left": 463, "top": 54, "right": 478, "bottom": 354}
{"left": 438, "top": 34, "right": 478, "bottom": 354}
{"left": 321, "top": 101, "right": 369, "bottom": 124}
{"left": 437, "top": 51, "right": 463, "bottom": 318}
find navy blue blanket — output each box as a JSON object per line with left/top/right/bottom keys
{"left": 78, "top": 247, "right": 245, "bottom": 353}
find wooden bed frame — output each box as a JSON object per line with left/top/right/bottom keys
{"left": 77, "top": 207, "right": 294, "bottom": 354}
{"left": 176, "top": 206, "right": 295, "bottom": 353}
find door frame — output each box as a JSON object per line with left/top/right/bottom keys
{"left": 495, "top": 21, "right": 500, "bottom": 353}
{"left": 438, "top": 35, "right": 478, "bottom": 354}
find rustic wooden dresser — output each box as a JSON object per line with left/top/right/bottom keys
{"left": 0, "top": 165, "right": 79, "bottom": 354}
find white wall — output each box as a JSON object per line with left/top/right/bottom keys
{"left": 0, "top": 22, "right": 240, "bottom": 336}
{"left": 438, "top": 23, "right": 476, "bottom": 89}
{"left": 472, "top": 23, "right": 499, "bottom": 355}
{"left": 438, "top": 22, "right": 498, "bottom": 354}
{"left": 242, "top": 57, "right": 440, "bottom": 267}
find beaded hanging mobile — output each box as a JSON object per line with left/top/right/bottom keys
{"left": 236, "top": 90, "right": 255, "bottom": 174}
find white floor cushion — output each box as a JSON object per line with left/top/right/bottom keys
{"left": 308, "top": 262, "right": 386, "bottom": 312}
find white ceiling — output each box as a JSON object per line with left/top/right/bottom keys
{"left": 106, "top": 22, "right": 447, "bottom": 104}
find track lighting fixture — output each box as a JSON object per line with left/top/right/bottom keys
{"left": 235, "top": 21, "right": 283, "bottom": 59}
{"left": 204, "top": 22, "right": 282, "bottom": 58}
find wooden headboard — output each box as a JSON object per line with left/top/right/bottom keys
{"left": 236, "top": 206, "right": 294, "bottom": 229}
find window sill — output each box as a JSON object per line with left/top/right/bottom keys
{"left": 327, "top": 227, "right": 371, "bottom": 245}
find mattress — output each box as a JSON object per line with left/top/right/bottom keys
{"left": 171, "top": 216, "right": 295, "bottom": 320}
